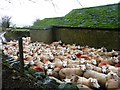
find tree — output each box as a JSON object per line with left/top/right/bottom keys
{"left": 1, "top": 16, "right": 11, "bottom": 31}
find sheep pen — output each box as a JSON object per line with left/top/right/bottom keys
{"left": 2, "top": 37, "right": 120, "bottom": 90}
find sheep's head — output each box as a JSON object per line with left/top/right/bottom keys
{"left": 80, "top": 64, "right": 86, "bottom": 71}
{"left": 77, "top": 45, "right": 81, "bottom": 50}
{"left": 70, "top": 75, "right": 79, "bottom": 84}
{"left": 48, "top": 53, "right": 54, "bottom": 60}
{"left": 60, "top": 50, "right": 65, "bottom": 55}
{"left": 107, "top": 71, "right": 119, "bottom": 80}
{"left": 112, "top": 50, "right": 118, "bottom": 57}
{"left": 112, "top": 57, "right": 119, "bottom": 63}
{"left": 71, "top": 55, "right": 76, "bottom": 60}
{"left": 101, "top": 66, "right": 107, "bottom": 73}
{"left": 62, "top": 61, "right": 68, "bottom": 68}
{"left": 91, "top": 48, "right": 96, "bottom": 52}
{"left": 91, "top": 59, "right": 97, "bottom": 65}
{"left": 79, "top": 51, "right": 83, "bottom": 55}
{"left": 86, "top": 63, "right": 93, "bottom": 70}
{"left": 89, "top": 78, "right": 100, "bottom": 88}
{"left": 80, "top": 58, "right": 85, "bottom": 64}
{"left": 44, "top": 64, "right": 49, "bottom": 70}
{"left": 29, "top": 60, "right": 35, "bottom": 66}
{"left": 46, "top": 69, "right": 53, "bottom": 76}
{"left": 49, "top": 63, "right": 55, "bottom": 69}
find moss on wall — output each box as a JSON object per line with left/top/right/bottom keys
{"left": 32, "top": 4, "right": 119, "bottom": 29}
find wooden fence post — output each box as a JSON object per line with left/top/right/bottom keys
{"left": 18, "top": 37, "right": 24, "bottom": 75}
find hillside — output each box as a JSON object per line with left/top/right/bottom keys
{"left": 32, "top": 3, "right": 119, "bottom": 29}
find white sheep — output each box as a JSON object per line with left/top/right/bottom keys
{"left": 102, "top": 57, "right": 119, "bottom": 65}
{"left": 83, "top": 70, "right": 119, "bottom": 87}
{"left": 59, "top": 68, "right": 85, "bottom": 80}
{"left": 46, "top": 69, "right": 53, "bottom": 76}
{"left": 85, "top": 63, "right": 102, "bottom": 73}
{"left": 106, "top": 65, "right": 119, "bottom": 74}
{"left": 70, "top": 75, "right": 100, "bottom": 89}
{"left": 105, "top": 79, "right": 120, "bottom": 89}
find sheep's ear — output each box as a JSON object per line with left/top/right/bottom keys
{"left": 105, "top": 82, "right": 108, "bottom": 88}
{"left": 73, "top": 75, "right": 79, "bottom": 82}
{"left": 93, "top": 78, "right": 97, "bottom": 82}
{"left": 109, "top": 71, "right": 114, "bottom": 75}
{"left": 89, "top": 78, "right": 93, "bottom": 82}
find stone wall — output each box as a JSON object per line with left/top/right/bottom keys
{"left": 4, "top": 31, "right": 30, "bottom": 41}
{"left": 30, "top": 27, "right": 120, "bottom": 50}
{"left": 30, "top": 29, "right": 53, "bottom": 44}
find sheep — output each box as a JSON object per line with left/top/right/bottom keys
{"left": 101, "top": 57, "right": 119, "bottom": 65}
{"left": 46, "top": 69, "right": 53, "bottom": 76}
{"left": 2, "top": 38, "right": 120, "bottom": 89}
{"left": 106, "top": 71, "right": 119, "bottom": 80}
{"left": 49, "top": 62, "right": 55, "bottom": 69}
{"left": 34, "top": 60, "right": 44, "bottom": 69}
{"left": 105, "top": 50, "right": 119, "bottom": 57}
{"left": 83, "top": 70, "right": 119, "bottom": 87}
{"left": 66, "top": 58, "right": 81, "bottom": 65}
{"left": 101, "top": 66, "right": 108, "bottom": 74}
{"left": 67, "top": 64, "right": 80, "bottom": 68}
{"left": 106, "top": 65, "right": 119, "bottom": 74}
{"left": 12, "top": 55, "right": 19, "bottom": 61}
{"left": 59, "top": 67, "right": 85, "bottom": 80}
{"left": 62, "top": 60, "right": 68, "bottom": 68}
{"left": 112, "top": 56, "right": 119, "bottom": 64}
{"left": 23, "top": 54, "right": 33, "bottom": 61}
{"left": 52, "top": 67, "right": 61, "bottom": 79}
{"left": 70, "top": 75, "right": 100, "bottom": 89}
{"left": 51, "top": 40, "right": 62, "bottom": 46}
{"left": 44, "top": 63, "right": 60, "bottom": 77}
{"left": 79, "top": 58, "right": 86, "bottom": 64}
{"left": 85, "top": 63, "right": 102, "bottom": 73}
{"left": 52, "top": 58, "right": 63, "bottom": 68}
{"left": 94, "top": 55, "right": 104, "bottom": 64}
{"left": 55, "top": 55, "right": 66, "bottom": 61}
{"left": 85, "top": 59, "right": 98, "bottom": 66}
{"left": 105, "top": 79, "right": 120, "bottom": 89}
{"left": 69, "top": 44, "right": 76, "bottom": 50}
{"left": 99, "top": 61, "right": 119, "bottom": 74}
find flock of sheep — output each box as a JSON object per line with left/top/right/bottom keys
{"left": 2, "top": 37, "right": 120, "bottom": 90}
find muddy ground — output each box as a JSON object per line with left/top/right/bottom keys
{"left": 2, "top": 65, "right": 46, "bottom": 90}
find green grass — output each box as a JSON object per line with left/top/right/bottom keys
{"left": 32, "top": 3, "right": 119, "bottom": 29}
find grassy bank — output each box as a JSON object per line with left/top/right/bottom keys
{"left": 32, "top": 3, "right": 119, "bottom": 29}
